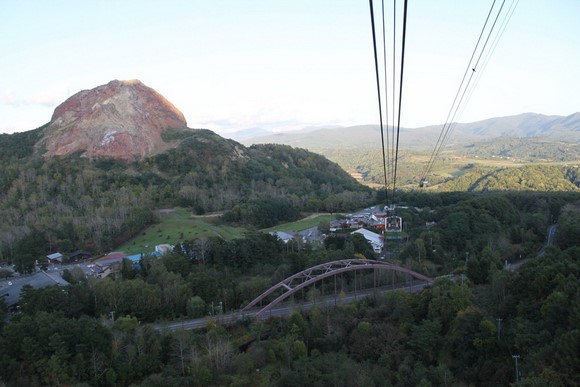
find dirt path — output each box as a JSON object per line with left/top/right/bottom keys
{"left": 301, "top": 212, "right": 335, "bottom": 220}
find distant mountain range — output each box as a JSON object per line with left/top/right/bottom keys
{"left": 241, "top": 112, "right": 580, "bottom": 150}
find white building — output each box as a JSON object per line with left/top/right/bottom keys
{"left": 351, "top": 228, "right": 384, "bottom": 253}
{"left": 270, "top": 231, "right": 295, "bottom": 244}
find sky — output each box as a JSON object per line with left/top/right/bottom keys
{"left": 1, "top": 0, "right": 579, "bottom": 138}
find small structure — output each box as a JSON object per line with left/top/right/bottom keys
{"left": 270, "top": 231, "right": 295, "bottom": 244}
{"left": 155, "top": 244, "right": 173, "bottom": 255}
{"left": 46, "top": 252, "right": 63, "bottom": 263}
{"left": 68, "top": 250, "right": 92, "bottom": 262}
{"left": 125, "top": 253, "right": 151, "bottom": 270}
{"left": 330, "top": 219, "right": 351, "bottom": 230}
{"left": 93, "top": 252, "right": 126, "bottom": 278}
{"left": 385, "top": 216, "right": 403, "bottom": 233}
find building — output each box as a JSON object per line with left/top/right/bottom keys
{"left": 93, "top": 252, "right": 126, "bottom": 278}
{"left": 155, "top": 244, "right": 174, "bottom": 254}
{"left": 68, "top": 250, "right": 93, "bottom": 262}
{"left": 351, "top": 228, "right": 384, "bottom": 253}
{"left": 1, "top": 271, "right": 69, "bottom": 310}
{"left": 385, "top": 216, "right": 403, "bottom": 232}
{"left": 46, "top": 252, "right": 63, "bottom": 263}
{"left": 270, "top": 231, "right": 295, "bottom": 244}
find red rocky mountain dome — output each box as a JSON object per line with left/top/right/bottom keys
{"left": 37, "top": 79, "right": 187, "bottom": 160}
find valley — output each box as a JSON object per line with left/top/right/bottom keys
{"left": 0, "top": 80, "right": 578, "bottom": 386}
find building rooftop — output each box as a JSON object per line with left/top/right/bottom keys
{"left": 1, "top": 271, "right": 69, "bottom": 308}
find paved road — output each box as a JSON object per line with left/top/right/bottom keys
{"left": 157, "top": 223, "right": 561, "bottom": 332}
{"left": 538, "top": 224, "right": 557, "bottom": 257}
{"left": 510, "top": 224, "right": 557, "bottom": 271}
{"left": 155, "top": 281, "right": 429, "bottom": 332}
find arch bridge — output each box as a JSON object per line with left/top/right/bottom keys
{"left": 241, "top": 259, "right": 433, "bottom": 318}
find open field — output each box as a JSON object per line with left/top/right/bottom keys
{"left": 118, "top": 208, "right": 247, "bottom": 254}
{"left": 261, "top": 214, "right": 338, "bottom": 233}
{"left": 117, "top": 211, "right": 339, "bottom": 255}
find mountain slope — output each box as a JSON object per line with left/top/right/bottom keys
{"left": 243, "top": 112, "right": 580, "bottom": 150}
{"left": 442, "top": 112, "right": 580, "bottom": 139}
{"left": 35, "top": 79, "right": 187, "bottom": 160}
{"left": 436, "top": 164, "right": 580, "bottom": 192}
{"left": 0, "top": 127, "right": 372, "bottom": 257}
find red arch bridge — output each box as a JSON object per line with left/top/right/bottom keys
{"left": 241, "top": 259, "right": 434, "bottom": 318}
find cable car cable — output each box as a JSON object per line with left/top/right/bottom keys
{"left": 380, "top": 0, "right": 391, "bottom": 197}
{"left": 391, "top": 0, "right": 408, "bottom": 205}
{"left": 432, "top": 0, "right": 507, "bottom": 169}
{"left": 419, "top": 0, "right": 502, "bottom": 185}
{"left": 391, "top": 0, "right": 397, "bottom": 195}
{"left": 460, "top": 0, "right": 519, "bottom": 117}
{"left": 369, "top": 0, "right": 389, "bottom": 201}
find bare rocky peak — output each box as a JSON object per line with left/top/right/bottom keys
{"left": 38, "top": 79, "right": 187, "bottom": 160}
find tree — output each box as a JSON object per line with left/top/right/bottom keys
{"left": 0, "top": 297, "right": 6, "bottom": 329}
{"left": 194, "top": 237, "right": 211, "bottom": 264}
{"left": 409, "top": 319, "right": 442, "bottom": 364}
{"left": 317, "top": 220, "right": 330, "bottom": 234}
{"left": 415, "top": 238, "right": 427, "bottom": 262}
{"left": 120, "top": 258, "right": 137, "bottom": 280}
{"left": 468, "top": 247, "right": 502, "bottom": 284}
{"left": 186, "top": 296, "right": 206, "bottom": 318}
{"left": 346, "top": 232, "right": 376, "bottom": 258}
{"left": 556, "top": 203, "right": 580, "bottom": 250}
{"left": 205, "top": 330, "right": 233, "bottom": 371}
{"left": 423, "top": 279, "right": 472, "bottom": 331}
{"left": 171, "top": 330, "right": 196, "bottom": 376}
{"left": 18, "top": 284, "right": 92, "bottom": 318}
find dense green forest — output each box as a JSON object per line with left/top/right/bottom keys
{"left": 0, "top": 128, "right": 373, "bottom": 268}
{"left": 458, "top": 137, "right": 580, "bottom": 162}
{"left": 315, "top": 140, "right": 580, "bottom": 189}
{"left": 436, "top": 165, "right": 580, "bottom": 192}
{"left": 318, "top": 148, "right": 441, "bottom": 187}
{"left": 1, "top": 192, "right": 579, "bottom": 386}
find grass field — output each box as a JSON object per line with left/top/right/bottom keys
{"left": 118, "top": 211, "right": 339, "bottom": 255}
{"left": 261, "top": 214, "right": 338, "bottom": 233}
{"left": 118, "top": 208, "right": 248, "bottom": 255}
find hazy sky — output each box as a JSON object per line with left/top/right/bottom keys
{"left": 1, "top": 0, "right": 578, "bottom": 137}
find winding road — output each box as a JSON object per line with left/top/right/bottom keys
{"left": 510, "top": 224, "right": 557, "bottom": 271}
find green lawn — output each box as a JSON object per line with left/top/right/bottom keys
{"left": 261, "top": 214, "right": 338, "bottom": 233}
{"left": 118, "top": 211, "right": 338, "bottom": 255}
{"left": 118, "top": 208, "right": 248, "bottom": 255}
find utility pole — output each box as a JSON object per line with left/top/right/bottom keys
{"left": 512, "top": 355, "right": 520, "bottom": 384}
{"left": 496, "top": 318, "right": 502, "bottom": 340}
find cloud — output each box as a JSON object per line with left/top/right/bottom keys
{"left": 0, "top": 86, "right": 69, "bottom": 107}
{"left": 0, "top": 89, "right": 16, "bottom": 105}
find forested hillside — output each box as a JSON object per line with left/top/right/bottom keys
{"left": 243, "top": 113, "right": 580, "bottom": 148}
{"left": 0, "top": 128, "right": 373, "bottom": 268}
{"left": 1, "top": 191, "right": 578, "bottom": 386}
{"left": 436, "top": 165, "right": 580, "bottom": 192}
{"left": 458, "top": 137, "right": 580, "bottom": 162}
{"left": 316, "top": 146, "right": 580, "bottom": 190}
{"left": 244, "top": 114, "right": 580, "bottom": 190}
